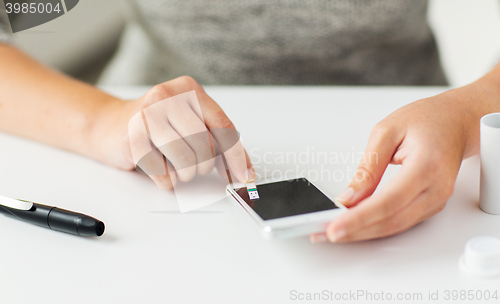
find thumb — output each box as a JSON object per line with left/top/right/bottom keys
{"left": 336, "top": 125, "right": 403, "bottom": 208}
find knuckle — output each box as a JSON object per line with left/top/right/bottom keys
{"left": 370, "top": 123, "right": 393, "bottom": 141}
{"left": 173, "top": 147, "right": 197, "bottom": 167}
{"left": 177, "top": 151, "right": 197, "bottom": 167}
{"left": 354, "top": 164, "right": 375, "bottom": 185}
{"left": 176, "top": 75, "right": 199, "bottom": 88}
{"left": 214, "top": 112, "right": 235, "bottom": 130}
{"left": 162, "top": 141, "right": 197, "bottom": 168}
{"left": 196, "top": 141, "right": 214, "bottom": 162}
{"left": 188, "top": 143, "right": 213, "bottom": 165}
{"left": 148, "top": 84, "right": 173, "bottom": 101}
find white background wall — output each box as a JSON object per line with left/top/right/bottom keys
{"left": 10, "top": 0, "right": 500, "bottom": 87}
{"left": 428, "top": 0, "right": 500, "bottom": 87}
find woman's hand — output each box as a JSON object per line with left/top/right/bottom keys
{"left": 0, "top": 46, "right": 252, "bottom": 188}
{"left": 310, "top": 78, "right": 500, "bottom": 243}
{"left": 97, "top": 76, "right": 255, "bottom": 189}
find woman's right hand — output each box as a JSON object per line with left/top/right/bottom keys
{"left": 96, "top": 76, "right": 255, "bottom": 189}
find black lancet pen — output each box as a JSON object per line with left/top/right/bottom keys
{"left": 0, "top": 195, "right": 105, "bottom": 237}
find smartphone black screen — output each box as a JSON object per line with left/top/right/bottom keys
{"left": 234, "top": 178, "right": 338, "bottom": 220}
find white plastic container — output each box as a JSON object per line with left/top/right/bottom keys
{"left": 459, "top": 236, "right": 500, "bottom": 278}
{"left": 479, "top": 113, "right": 500, "bottom": 215}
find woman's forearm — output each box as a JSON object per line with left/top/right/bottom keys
{"left": 0, "top": 43, "right": 123, "bottom": 162}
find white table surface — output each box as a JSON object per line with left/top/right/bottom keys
{"left": 1, "top": 87, "right": 499, "bottom": 304}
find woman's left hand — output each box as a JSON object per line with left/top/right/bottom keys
{"left": 310, "top": 78, "right": 500, "bottom": 243}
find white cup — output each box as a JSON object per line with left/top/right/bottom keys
{"left": 480, "top": 113, "right": 500, "bottom": 215}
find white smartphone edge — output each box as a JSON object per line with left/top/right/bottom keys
{"left": 226, "top": 176, "right": 347, "bottom": 239}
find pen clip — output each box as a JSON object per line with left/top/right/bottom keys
{"left": 0, "top": 195, "right": 33, "bottom": 211}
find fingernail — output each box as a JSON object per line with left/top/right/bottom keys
{"left": 335, "top": 187, "right": 354, "bottom": 203}
{"left": 310, "top": 234, "right": 328, "bottom": 243}
{"left": 328, "top": 228, "right": 346, "bottom": 243}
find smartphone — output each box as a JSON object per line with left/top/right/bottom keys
{"left": 226, "top": 177, "right": 346, "bottom": 239}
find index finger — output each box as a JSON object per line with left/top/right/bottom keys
{"left": 327, "top": 156, "right": 429, "bottom": 242}
{"left": 337, "top": 124, "right": 404, "bottom": 207}
{"left": 162, "top": 76, "right": 255, "bottom": 183}
{"left": 196, "top": 93, "right": 255, "bottom": 183}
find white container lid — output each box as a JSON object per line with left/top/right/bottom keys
{"left": 459, "top": 236, "right": 500, "bottom": 278}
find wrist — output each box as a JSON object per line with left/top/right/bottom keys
{"left": 474, "top": 68, "right": 500, "bottom": 114}
{"left": 452, "top": 75, "right": 500, "bottom": 158}
{"left": 87, "top": 96, "right": 135, "bottom": 170}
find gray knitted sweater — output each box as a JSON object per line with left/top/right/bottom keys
{"left": 1, "top": 0, "right": 447, "bottom": 86}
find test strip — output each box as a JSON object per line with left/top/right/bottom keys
{"left": 246, "top": 182, "right": 260, "bottom": 200}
